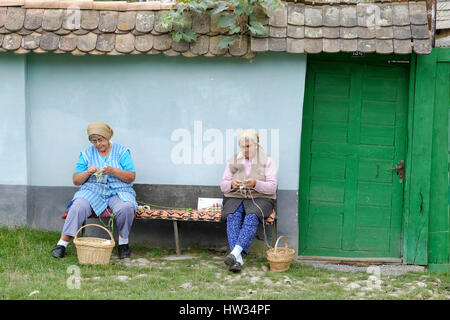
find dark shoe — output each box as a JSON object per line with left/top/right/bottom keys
{"left": 51, "top": 245, "right": 66, "bottom": 258}
{"left": 224, "top": 253, "right": 236, "bottom": 267}
{"left": 118, "top": 244, "right": 131, "bottom": 259}
{"left": 229, "top": 262, "right": 242, "bottom": 273}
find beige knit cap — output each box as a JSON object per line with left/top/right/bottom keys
{"left": 87, "top": 121, "right": 114, "bottom": 140}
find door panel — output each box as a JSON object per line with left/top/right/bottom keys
{"left": 299, "top": 60, "right": 409, "bottom": 258}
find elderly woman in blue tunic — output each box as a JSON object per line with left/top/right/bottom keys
{"left": 51, "top": 121, "right": 137, "bottom": 259}
{"left": 220, "top": 129, "right": 278, "bottom": 273}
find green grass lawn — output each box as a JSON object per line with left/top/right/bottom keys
{"left": 1, "top": 226, "right": 450, "bottom": 300}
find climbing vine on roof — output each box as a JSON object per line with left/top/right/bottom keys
{"left": 160, "top": 0, "right": 283, "bottom": 49}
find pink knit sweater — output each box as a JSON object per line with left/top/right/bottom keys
{"left": 220, "top": 157, "right": 278, "bottom": 195}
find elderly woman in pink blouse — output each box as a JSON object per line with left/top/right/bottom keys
{"left": 220, "top": 129, "right": 278, "bottom": 273}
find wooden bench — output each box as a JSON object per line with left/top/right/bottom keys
{"left": 62, "top": 206, "right": 277, "bottom": 255}
{"left": 61, "top": 184, "right": 277, "bottom": 255}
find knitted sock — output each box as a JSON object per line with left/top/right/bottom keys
{"left": 236, "top": 254, "right": 244, "bottom": 265}
{"left": 57, "top": 239, "right": 69, "bottom": 248}
{"left": 118, "top": 235, "right": 129, "bottom": 245}
{"left": 231, "top": 245, "right": 243, "bottom": 257}
{"left": 231, "top": 245, "right": 244, "bottom": 265}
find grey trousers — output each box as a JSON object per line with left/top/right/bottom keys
{"left": 62, "top": 196, "right": 135, "bottom": 239}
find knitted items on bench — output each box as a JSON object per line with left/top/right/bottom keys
{"left": 136, "top": 201, "right": 193, "bottom": 212}
{"left": 61, "top": 204, "right": 275, "bottom": 223}
{"left": 135, "top": 206, "right": 222, "bottom": 222}
{"left": 134, "top": 205, "right": 275, "bottom": 224}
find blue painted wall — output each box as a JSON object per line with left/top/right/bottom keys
{"left": 26, "top": 53, "right": 306, "bottom": 190}
{"left": 0, "top": 53, "right": 27, "bottom": 226}
{"left": 1, "top": 52, "right": 306, "bottom": 250}
{"left": 0, "top": 53, "right": 27, "bottom": 185}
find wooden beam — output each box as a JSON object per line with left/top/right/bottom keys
{"left": 403, "top": 50, "right": 437, "bottom": 265}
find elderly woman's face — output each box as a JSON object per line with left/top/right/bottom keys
{"left": 90, "top": 135, "right": 110, "bottom": 153}
{"left": 239, "top": 139, "right": 257, "bottom": 159}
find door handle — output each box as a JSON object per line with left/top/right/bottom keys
{"left": 392, "top": 160, "right": 404, "bottom": 183}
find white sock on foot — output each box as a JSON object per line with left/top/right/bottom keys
{"left": 231, "top": 245, "right": 244, "bottom": 265}
{"left": 118, "top": 235, "right": 129, "bottom": 245}
{"left": 231, "top": 245, "right": 243, "bottom": 257}
{"left": 57, "top": 239, "right": 69, "bottom": 247}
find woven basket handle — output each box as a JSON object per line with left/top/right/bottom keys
{"left": 273, "top": 236, "right": 288, "bottom": 253}
{"left": 74, "top": 224, "right": 114, "bottom": 241}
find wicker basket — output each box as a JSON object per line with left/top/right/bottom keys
{"left": 73, "top": 224, "right": 115, "bottom": 265}
{"left": 266, "top": 236, "right": 295, "bottom": 272}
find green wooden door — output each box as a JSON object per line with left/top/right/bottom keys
{"left": 299, "top": 59, "right": 409, "bottom": 258}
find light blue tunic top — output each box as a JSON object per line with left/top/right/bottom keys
{"left": 75, "top": 150, "right": 135, "bottom": 173}
{"left": 68, "top": 144, "right": 138, "bottom": 216}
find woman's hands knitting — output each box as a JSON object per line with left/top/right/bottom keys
{"left": 231, "top": 179, "right": 256, "bottom": 189}
{"left": 86, "top": 165, "right": 98, "bottom": 174}
{"left": 231, "top": 179, "right": 243, "bottom": 189}
{"left": 244, "top": 178, "right": 256, "bottom": 188}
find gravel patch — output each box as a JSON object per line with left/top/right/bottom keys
{"left": 302, "top": 263, "right": 426, "bottom": 276}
